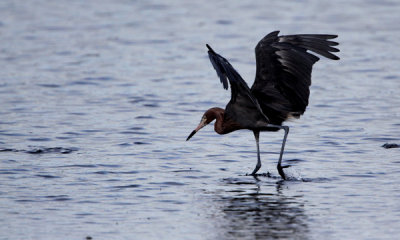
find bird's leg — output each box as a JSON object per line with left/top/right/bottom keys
{"left": 251, "top": 130, "right": 261, "bottom": 175}
{"left": 277, "top": 125, "right": 289, "bottom": 180}
{"left": 264, "top": 124, "right": 290, "bottom": 180}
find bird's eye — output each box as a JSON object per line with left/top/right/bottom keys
{"left": 202, "top": 116, "right": 207, "bottom": 123}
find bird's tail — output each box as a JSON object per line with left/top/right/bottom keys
{"left": 287, "top": 112, "right": 301, "bottom": 119}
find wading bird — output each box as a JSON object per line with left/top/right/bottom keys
{"left": 186, "top": 31, "right": 339, "bottom": 179}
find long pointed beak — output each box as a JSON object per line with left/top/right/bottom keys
{"left": 186, "top": 118, "right": 207, "bottom": 141}
{"left": 186, "top": 130, "right": 197, "bottom": 141}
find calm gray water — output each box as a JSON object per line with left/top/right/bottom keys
{"left": 1, "top": 0, "right": 400, "bottom": 239}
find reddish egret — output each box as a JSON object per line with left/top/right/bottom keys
{"left": 187, "top": 31, "right": 340, "bottom": 179}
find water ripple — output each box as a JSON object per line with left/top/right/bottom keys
{"left": 113, "top": 184, "right": 141, "bottom": 189}
{"left": 0, "top": 147, "right": 78, "bottom": 154}
{"left": 93, "top": 170, "right": 139, "bottom": 175}
{"left": 44, "top": 195, "right": 72, "bottom": 201}
{"left": 35, "top": 174, "right": 60, "bottom": 179}
{"left": 382, "top": 143, "right": 400, "bottom": 149}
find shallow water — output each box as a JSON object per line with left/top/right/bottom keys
{"left": 1, "top": 0, "right": 400, "bottom": 239}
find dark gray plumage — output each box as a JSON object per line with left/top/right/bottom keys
{"left": 251, "top": 31, "right": 339, "bottom": 124}
{"left": 188, "top": 31, "right": 340, "bottom": 179}
{"left": 208, "top": 31, "right": 339, "bottom": 126}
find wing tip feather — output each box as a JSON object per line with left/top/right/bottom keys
{"left": 206, "top": 44, "right": 214, "bottom": 53}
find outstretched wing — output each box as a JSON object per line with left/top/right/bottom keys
{"left": 206, "top": 44, "right": 269, "bottom": 127}
{"left": 251, "top": 31, "right": 340, "bottom": 125}
{"left": 207, "top": 44, "right": 254, "bottom": 104}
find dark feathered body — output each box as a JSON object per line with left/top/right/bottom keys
{"left": 251, "top": 31, "right": 339, "bottom": 125}
{"left": 187, "top": 31, "right": 339, "bottom": 179}
{"left": 206, "top": 31, "right": 339, "bottom": 128}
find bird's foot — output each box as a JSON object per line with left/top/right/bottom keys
{"left": 246, "top": 172, "right": 259, "bottom": 176}
{"left": 277, "top": 164, "right": 288, "bottom": 180}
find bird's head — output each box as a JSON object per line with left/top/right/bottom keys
{"left": 186, "top": 108, "right": 220, "bottom": 141}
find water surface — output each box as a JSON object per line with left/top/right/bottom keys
{"left": 1, "top": 0, "right": 400, "bottom": 239}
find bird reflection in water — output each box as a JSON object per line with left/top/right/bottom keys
{"left": 216, "top": 180, "right": 308, "bottom": 239}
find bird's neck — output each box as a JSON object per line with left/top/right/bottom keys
{"left": 213, "top": 108, "right": 225, "bottom": 134}
{"left": 205, "top": 107, "right": 225, "bottom": 134}
{"left": 206, "top": 107, "right": 242, "bottom": 134}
